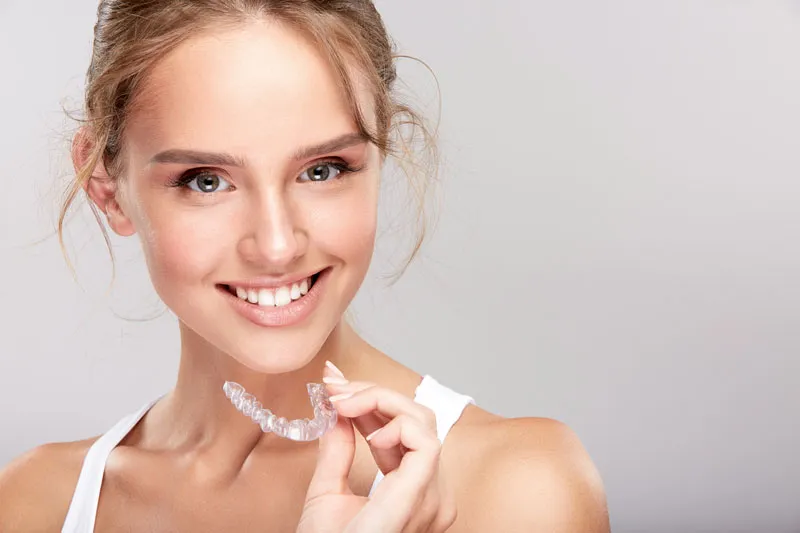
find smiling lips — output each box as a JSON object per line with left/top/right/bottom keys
{"left": 223, "top": 272, "right": 320, "bottom": 307}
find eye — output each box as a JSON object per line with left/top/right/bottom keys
{"left": 299, "top": 162, "right": 349, "bottom": 183}
{"left": 184, "top": 171, "right": 232, "bottom": 193}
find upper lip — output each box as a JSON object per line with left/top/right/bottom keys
{"left": 221, "top": 268, "right": 325, "bottom": 290}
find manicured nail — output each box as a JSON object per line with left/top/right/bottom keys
{"left": 322, "top": 376, "right": 349, "bottom": 385}
{"left": 325, "top": 360, "right": 345, "bottom": 378}
{"left": 329, "top": 392, "right": 355, "bottom": 402}
{"left": 366, "top": 427, "right": 382, "bottom": 441}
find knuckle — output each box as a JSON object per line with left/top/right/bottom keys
{"left": 435, "top": 504, "right": 458, "bottom": 531}
{"left": 419, "top": 405, "right": 437, "bottom": 429}
{"left": 429, "top": 490, "right": 457, "bottom": 531}
{"left": 424, "top": 440, "right": 442, "bottom": 463}
{"left": 359, "top": 382, "right": 378, "bottom": 394}
{"left": 413, "top": 493, "right": 440, "bottom": 525}
{"left": 397, "top": 413, "right": 414, "bottom": 426}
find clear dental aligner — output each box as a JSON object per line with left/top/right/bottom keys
{"left": 223, "top": 381, "right": 338, "bottom": 442}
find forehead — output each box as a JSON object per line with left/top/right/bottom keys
{"left": 125, "top": 19, "right": 375, "bottom": 163}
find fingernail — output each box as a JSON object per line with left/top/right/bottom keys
{"left": 325, "top": 360, "right": 345, "bottom": 378}
{"left": 366, "top": 428, "right": 382, "bottom": 441}
{"left": 322, "top": 376, "right": 349, "bottom": 385}
{"left": 329, "top": 392, "right": 354, "bottom": 402}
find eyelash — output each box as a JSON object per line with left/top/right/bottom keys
{"left": 166, "top": 159, "right": 363, "bottom": 191}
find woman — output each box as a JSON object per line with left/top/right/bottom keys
{"left": 0, "top": 1, "right": 610, "bottom": 531}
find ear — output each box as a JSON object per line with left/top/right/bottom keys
{"left": 72, "top": 127, "right": 136, "bottom": 237}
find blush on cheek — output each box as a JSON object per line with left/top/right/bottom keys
{"left": 138, "top": 211, "right": 229, "bottom": 306}
{"left": 311, "top": 187, "right": 378, "bottom": 269}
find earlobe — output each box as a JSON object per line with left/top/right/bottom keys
{"left": 72, "top": 127, "right": 136, "bottom": 237}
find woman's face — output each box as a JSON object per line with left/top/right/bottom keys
{"left": 112, "top": 20, "right": 381, "bottom": 373}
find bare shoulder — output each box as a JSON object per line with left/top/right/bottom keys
{"left": 444, "top": 407, "right": 610, "bottom": 533}
{"left": 0, "top": 437, "right": 98, "bottom": 532}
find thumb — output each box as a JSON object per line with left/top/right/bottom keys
{"left": 305, "top": 414, "right": 356, "bottom": 501}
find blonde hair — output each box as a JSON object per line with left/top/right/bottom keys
{"left": 61, "top": 0, "right": 438, "bottom": 284}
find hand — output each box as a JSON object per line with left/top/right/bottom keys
{"left": 295, "top": 363, "right": 457, "bottom": 533}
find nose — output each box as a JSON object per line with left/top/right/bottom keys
{"left": 238, "top": 189, "right": 307, "bottom": 268}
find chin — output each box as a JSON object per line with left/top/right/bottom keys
{"left": 210, "top": 317, "right": 335, "bottom": 375}
{"left": 227, "top": 344, "right": 318, "bottom": 375}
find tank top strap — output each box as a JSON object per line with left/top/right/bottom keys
{"left": 368, "top": 374, "right": 475, "bottom": 497}
{"left": 412, "top": 375, "right": 476, "bottom": 442}
{"left": 61, "top": 398, "right": 160, "bottom": 533}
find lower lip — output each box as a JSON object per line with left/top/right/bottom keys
{"left": 218, "top": 269, "right": 329, "bottom": 328}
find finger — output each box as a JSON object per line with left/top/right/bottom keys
{"left": 324, "top": 379, "right": 402, "bottom": 475}
{"left": 351, "top": 416, "right": 442, "bottom": 531}
{"left": 323, "top": 379, "right": 390, "bottom": 432}
{"left": 304, "top": 415, "right": 356, "bottom": 502}
{"left": 363, "top": 423, "right": 405, "bottom": 477}
{"left": 406, "top": 473, "right": 456, "bottom": 533}
{"left": 349, "top": 410, "right": 403, "bottom": 477}
{"left": 329, "top": 385, "right": 437, "bottom": 432}
{"left": 365, "top": 414, "right": 439, "bottom": 481}
{"left": 324, "top": 379, "right": 392, "bottom": 440}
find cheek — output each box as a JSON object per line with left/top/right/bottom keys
{"left": 133, "top": 200, "right": 232, "bottom": 292}
{"left": 304, "top": 178, "right": 379, "bottom": 266}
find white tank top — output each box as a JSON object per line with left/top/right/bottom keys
{"left": 61, "top": 375, "right": 475, "bottom": 533}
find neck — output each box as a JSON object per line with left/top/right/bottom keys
{"left": 143, "top": 320, "right": 364, "bottom": 455}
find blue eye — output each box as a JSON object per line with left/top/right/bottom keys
{"left": 184, "top": 171, "right": 232, "bottom": 193}
{"left": 299, "top": 162, "right": 353, "bottom": 183}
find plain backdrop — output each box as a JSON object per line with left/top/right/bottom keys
{"left": 1, "top": 1, "right": 798, "bottom": 532}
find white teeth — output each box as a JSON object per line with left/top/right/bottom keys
{"left": 257, "top": 288, "right": 275, "bottom": 307}
{"left": 233, "top": 275, "right": 315, "bottom": 306}
{"left": 275, "top": 287, "right": 292, "bottom": 307}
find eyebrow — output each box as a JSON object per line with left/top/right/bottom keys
{"left": 149, "top": 132, "right": 368, "bottom": 167}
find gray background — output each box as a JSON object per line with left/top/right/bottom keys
{"left": 1, "top": 1, "right": 798, "bottom": 532}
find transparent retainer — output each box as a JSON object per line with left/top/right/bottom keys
{"left": 222, "top": 381, "right": 338, "bottom": 442}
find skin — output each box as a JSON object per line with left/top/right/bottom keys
{"left": 0, "top": 18, "right": 610, "bottom": 532}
